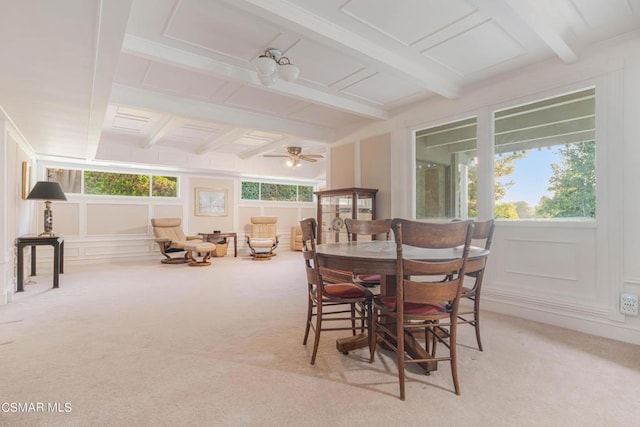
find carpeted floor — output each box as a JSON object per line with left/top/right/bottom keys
{"left": 1, "top": 251, "right": 639, "bottom": 427}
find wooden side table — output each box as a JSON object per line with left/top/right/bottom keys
{"left": 15, "top": 234, "right": 64, "bottom": 292}
{"left": 198, "top": 232, "right": 238, "bottom": 257}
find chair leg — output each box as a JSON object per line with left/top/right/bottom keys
{"left": 473, "top": 296, "right": 483, "bottom": 351}
{"left": 310, "top": 307, "right": 322, "bottom": 365}
{"left": 350, "top": 303, "right": 357, "bottom": 336}
{"left": 450, "top": 324, "right": 460, "bottom": 395}
{"left": 430, "top": 322, "right": 439, "bottom": 356}
{"left": 397, "top": 321, "right": 406, "bottom": 401}
{"left": 367, "top": 301, "right": 374, "bottom": 361}
{"left": 369, "top": 306, "right": 378, "bottom": 363}
{"left": 303, "top": 295, "right": 313, "bottom": 345}
{"left": 360, "top": 301, "right": 367, "bottom": 333}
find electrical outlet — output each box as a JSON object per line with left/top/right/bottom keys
{"left": 620, "top": 293, "right": 639, "bottom": 316}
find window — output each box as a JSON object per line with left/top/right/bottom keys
{"left": 415, "top": 117, "right": 477, "bottom": 219}
{"left": 493, "top": 88, "right": 595, "bottom": 219}
{"left": 47, "top": 168, "right": 178, "bottom": 197}
{"left": 241, "top": 181, "right": 314, "bottom": 202}
{"left": 47, "top": 168, "right": 82, "bottom": 193}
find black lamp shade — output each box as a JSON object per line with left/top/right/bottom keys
{"left": 26, "top": 181, "right": 67, "bottom": 201}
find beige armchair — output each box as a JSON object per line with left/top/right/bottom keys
{"left": 291, "top": 226, "right": 303, "bottom": 251}
{"left": 246, "top": 216, "right": 279, "bottom": 260}
{"left": 151, "top": 217, "right": 202, "bottom": 264}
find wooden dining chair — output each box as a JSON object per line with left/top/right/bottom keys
{"left": 370, "top": 219, "right": 474, "bottom": 399}
{"left": 456, "top": 219, "right": 495, "bottom": 351}
{"left": 300, "top": 217, "right": 374, "bottom": 365}
{"left": 344, "top": 218, "right": 392, "bottom": 287}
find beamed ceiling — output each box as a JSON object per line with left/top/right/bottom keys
{"left": 1, "top": 0, "right": 639, "bottom": 177}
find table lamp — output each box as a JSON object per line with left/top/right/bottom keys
{"left": 26, "top": 181, "right": 67, "bottom": 236}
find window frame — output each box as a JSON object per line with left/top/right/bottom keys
{"left": 410, "top": 81, "right": 602, "bottom": 224}
{"left": 240, "top": 179, "right": 316, "bottom": 203}
{"left": 45, "top": 166, "right": 180, "bottom": 198}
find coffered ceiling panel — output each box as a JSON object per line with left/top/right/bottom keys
{"left": 423, "top": 20, "right": 526, "bottom": 76}
{"left": 224, "top": 86, "right": 303, "bottom": 115}
{"left": 113, "top": 54, "right": 151, "bottom": 86}
{"left": 570, "top": 0, "right": 634, "bottom": 28}
{"left": 1, "top": 0, "right": 639, "bottom": 175}
{"left": 288, "top": 103, "right": 371, "bottom": 130}
{"left": 286, "top": 40, "right": 366, "bottom": 88}
{"left": 143, "top": 63, "right": 228, "bottom": 100}
{"left": 165, "top": 0, "right": 280, "bottom": 61}
{"left": 341, "top": 0, "right": 476, "bottom": 46}
{"left": 341, "top": 72, "right": 424, "bottom": 106}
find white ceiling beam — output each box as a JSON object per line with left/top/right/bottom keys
{"left": 145, "top": 117, "right": 184, "bottom": 149}
{"left": 122, "top": 35, "right": 388, "bottom": 120}
{"left": 86, "top": 0, "right": 134, "bottom": 160}
{"left": 224, "top": 0, "right": 461, "bottom": 98}
{"left": 110, "top": 84, "right": 336, "bottom": 142}
{"left": 197, "top": 128, "right": 249, "bottom": 154}
{"left": 502, "top": 0, "right": 579, "bottom": 63}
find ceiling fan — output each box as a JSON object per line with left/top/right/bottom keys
{"left": 263, "top": 146, "right": 324, "bottom": 167}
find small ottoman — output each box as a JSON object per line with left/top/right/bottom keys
{"left": 184, "top": 242, "right": 216, "bottom": 266}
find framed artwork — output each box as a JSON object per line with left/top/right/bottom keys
{"left": 195, "top": 188, "right": 227, "bottom": 216}
{"left": 21, "top": 161, "right": 31, "bottom": 199}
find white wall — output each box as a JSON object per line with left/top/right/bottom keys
{"left": 334, "top": 32, "right": 640, "bottom": 345}
{"left": 0, "top": 116, "right": 37, "bottom": 304}
{"left": 17, "top": 165, "right": 318, "bottom": 274}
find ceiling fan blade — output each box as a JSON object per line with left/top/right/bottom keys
{"left": 302, "top": 154, "right": 323, "bottom": 158}
{"left": 263, "top": 154, "right": 290, "bottom": 158}
{"left": 300, "top": 155, "right": 319, "bottom": 162}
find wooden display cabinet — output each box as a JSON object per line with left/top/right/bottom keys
{"left": 314, "top": 187, "right": 378, "bottom": 244}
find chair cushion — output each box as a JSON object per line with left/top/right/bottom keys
{"left": 151, "top": 217, "right": 188, "bottom": 242}
{"left": 249, "top": 238, "right": 276, "bottom": 248}
{"left": 184, "top": 242, "right": 216, "bottom": 252}
{"left": 379, "top": 296, "right": 443, "bottom": 314}
{"left": 356, "top": 274, "right": 380, "bottom": 283}
{"left": 324, "top": 283, "right": 367, "bottom": 299}
{"left": 170, "top": 239, "right": 202, "bottom": 250}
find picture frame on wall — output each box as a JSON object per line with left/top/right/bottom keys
{"left": 194, "top": 188, "right": 227, "bottom": 216}
{"left": 21, "top": 161, "right": 31, "bottom": 199}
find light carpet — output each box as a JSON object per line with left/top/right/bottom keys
{"left": 1, "top": 251, "right": 639, "bottom": 427}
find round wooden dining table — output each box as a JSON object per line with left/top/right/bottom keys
{"left": 315, "top": 240, "right": 490, "bottom": 372}
{"left": 316, "top": 240, "right": 489, "bottom": 294}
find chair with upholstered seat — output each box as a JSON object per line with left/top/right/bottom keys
{"left": 456, "top": 219, "right": 494, "bottom": 351}
{"left": 370, "top": 219, "right": 474, "bottom": 399}
{"left": 246, "top": 216, "right": 280, "bottom": 260}
{"left": 291, "top": 226, "right": 303, "bottom": 251}
{"left": 300, "top": 217, "right": 373, "bottom": 365}
{"left": 344, "top": 218, "right": 391, "bottom": 286}
{"left": 151, "top": 217, "right": 202, "bottom": 264}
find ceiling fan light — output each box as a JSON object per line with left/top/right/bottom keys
{"left": 279, "top": 63, "right": 299, "bottom": 82}
{"left": 286, "top": 158, "right": 294, "bottom": 167}
{"left": 256, "top": 55, "right": 277, "bottom": 76}
{"left": 258, "top": 72, "right": 277, "bottom": 86}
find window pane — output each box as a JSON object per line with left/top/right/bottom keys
{"left": 47, "top": 168, "right": 82, "bottom": 193}
{"left": 298, "top": 185, "right": 313, "bottom": 202}
{"left": 415, "top": 117, "right": 477, "bottom": 219}
{"left": 494, "top": 88, "right": 595, "bottom": 219}
{"left": 261, "top": 183, "right": 297, "bottom": 201}
{"left": 241, "top": 181, "right": 259, "bottom": 200}
{"left": 84, "top": 171, "right": 149, "bottom": 196}
{"left": 152, "top": 175, "right": 177, "bottom": 197}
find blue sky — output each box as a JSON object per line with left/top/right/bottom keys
{"left": 496, "top": 148, "right": 559, "bottom": 206}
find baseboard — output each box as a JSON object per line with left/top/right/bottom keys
{"left": 482, "top": 291, "right": 640, "bottom": 345}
